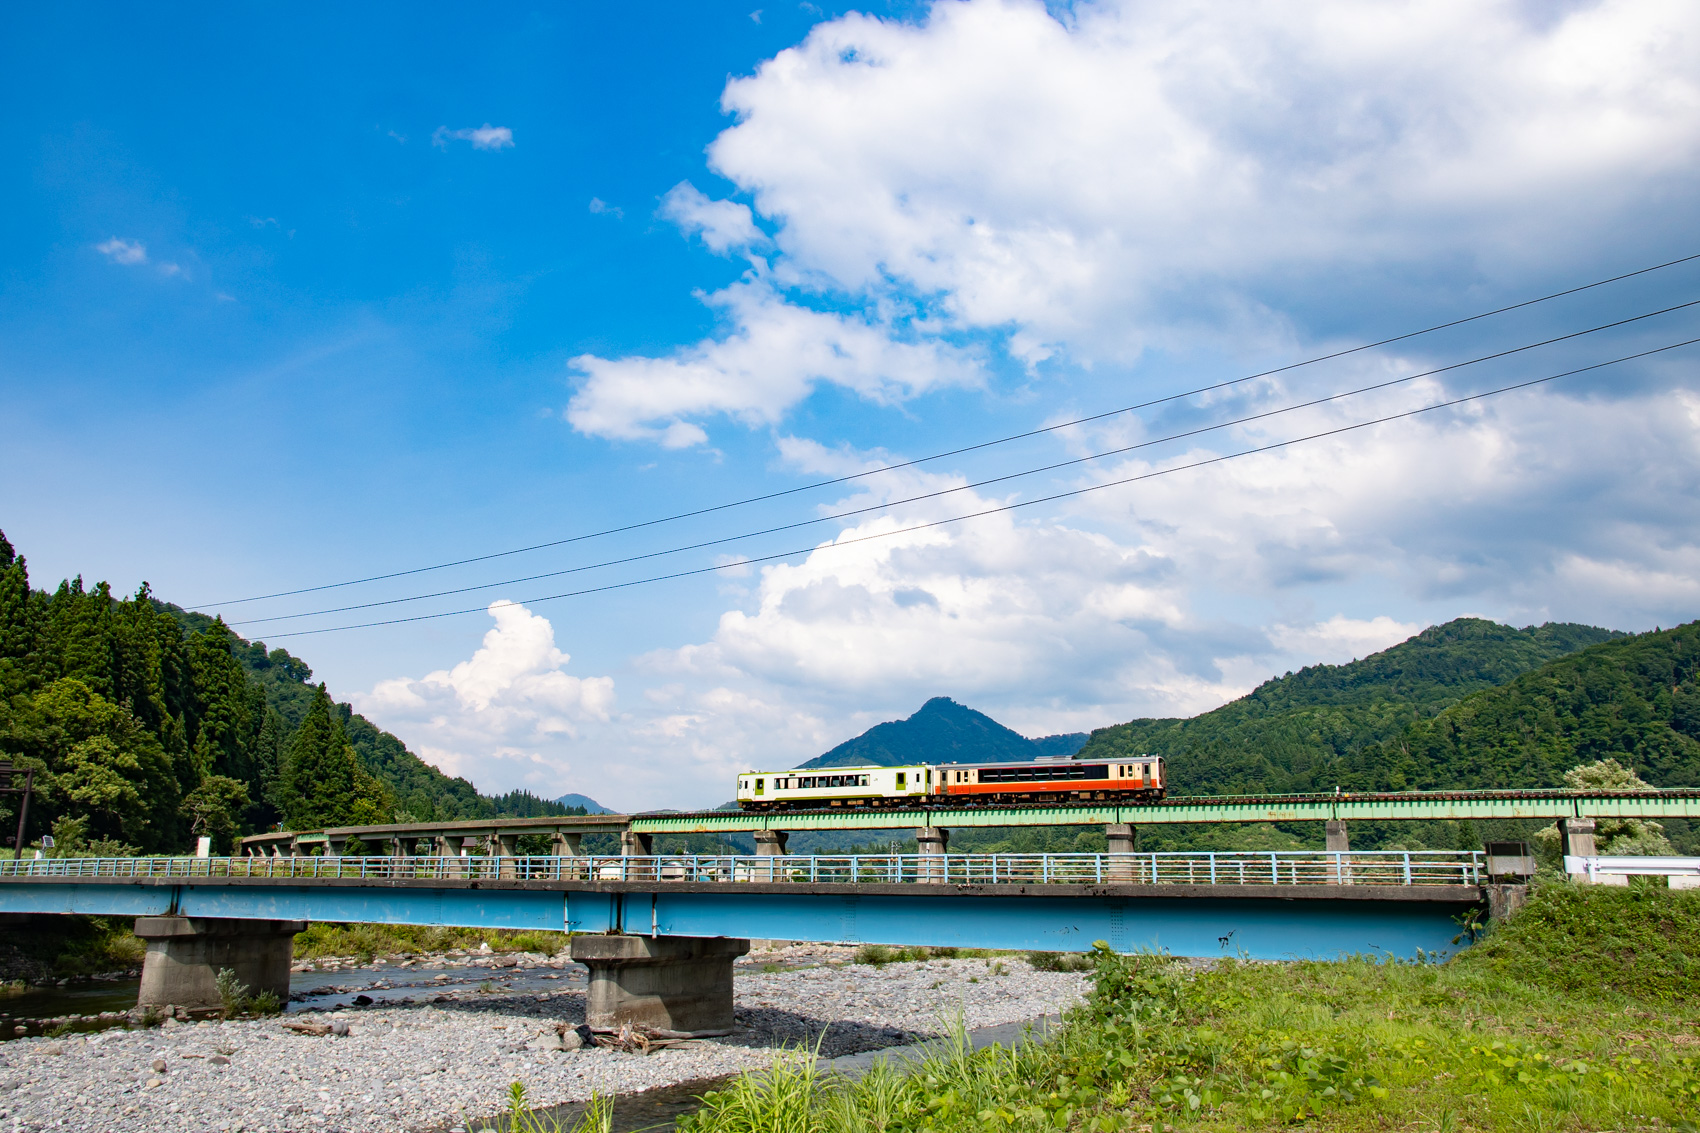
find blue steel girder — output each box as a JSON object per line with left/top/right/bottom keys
{"left": 630, "top": 789, "right": 1700, "bottom": 832}
{"left": 0, "top": 877, "right": 1480, "bottom": 961}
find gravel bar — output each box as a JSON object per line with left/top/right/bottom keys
{"left": 0, "top": 948, "right": 1088, "bottom": 1132}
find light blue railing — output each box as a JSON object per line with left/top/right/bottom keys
{"left": 0, "top": 850, "right": 1484, "bottom": 887}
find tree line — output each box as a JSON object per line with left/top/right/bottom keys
{"left": 0, "top": 531, "right": 575, "bottom": 855}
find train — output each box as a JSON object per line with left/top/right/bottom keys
{"left": 734, "top": 756, "right": 1166, "bottom": 811}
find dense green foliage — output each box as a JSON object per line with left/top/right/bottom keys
{"left": 802, "top": 696, "right": 1086, "bottom": 769}
{"left": 1077, "top": 618, "right": 1623, "bottom": 795}
{"left": 662, "top": 885, "right": 1700, "bottom": 1133}
{"left": 1456, "top": 881, "right": 1700, "bottom": 1003}
{"left": 1343, "top": 620, "right": 1700, "bottom": 791}
{"left": 0, "top": 531, "right": 576, "bottom": 853}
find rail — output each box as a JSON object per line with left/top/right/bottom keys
{"left": 0, "top": 850, "right": 1484, "bottom": 887}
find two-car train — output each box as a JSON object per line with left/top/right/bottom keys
{"left": 735, "top": 756, "right": 1166, "bottom": 811}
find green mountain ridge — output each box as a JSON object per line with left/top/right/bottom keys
{"left": 798, "top": 696, "right": 1087, "bottom": 769}
{"left": 1075, "top": 618, "right": 1627, "bottom": 795}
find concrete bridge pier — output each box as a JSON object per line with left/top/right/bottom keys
{"left": 1325, "top": 820, "right": 1353, "bottom": 885}
{"left": 134, "top": 917, "right": 305, "bottom": 1014}
{"left": 622, "top": 831, "right": 656, "bottom": 880}
{"left": 1106, "top": 823, "right": 1138, "bottom": 881}
{"left": 754, "top": 830, "right": 789, "bottom": 855}
{"left": 916, "top": 827, "right": 949, "bottom": 881}
{"left": 570, "top": 935, "right": 750, "bottom": 1034}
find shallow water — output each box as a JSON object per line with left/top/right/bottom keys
{"left": 0, "top": 962, "right": 588, "bottom": 1037}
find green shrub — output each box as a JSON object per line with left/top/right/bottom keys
{"left": 1026, "top": 950, "right": 1095, "bottom": 972}
{"left": 1454, "top": 880, "right": 1700, "bottom": 1003}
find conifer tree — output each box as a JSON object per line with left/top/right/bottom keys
{"left": 277, "top": 685, "right": 391, "bottom": 829}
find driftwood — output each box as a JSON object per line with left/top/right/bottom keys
{"left": 283, "top": 1021, "right": 332, "bottom": 1037}
{"left": 579, "top": 1022, "right": 727, "bottom": 1054}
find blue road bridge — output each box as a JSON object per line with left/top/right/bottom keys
{"left": 0, "top": 842, "right": 1569, "bottom": 1023}
{"left": 0, "top": 848, "right": 1495, "bottom": 961}
{"left": 4, "top": 788, "right": 1690, "bottom": 1020}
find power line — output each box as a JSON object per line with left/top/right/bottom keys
{"left": 228, "top": 296, "right": 1700, "bottom": 628}
{"left": 257, "top": 334, "right": 1700, "bottom": 639}
{"left": 197, "top": 250, "right": 1700, "bottom": 609}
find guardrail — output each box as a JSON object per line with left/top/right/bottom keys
{"left": 0, "top": 850, "right": 1485, "bottom": 887}
{"left": 1564, "top": 854, "right": 1700, "bottom": 887}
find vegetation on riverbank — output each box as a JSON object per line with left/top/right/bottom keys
{"left": 671, "top": 882, "right": 1700, "bottom": 1133}
{"left": 291, "top": 922, "right": 569, "bottom": 960}
{"left": 0, "top": 915, "right": 143, "bottom": 982}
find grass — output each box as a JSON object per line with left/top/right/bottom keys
{"left": 664, "top": 881, "right": 1700, "bottom": 1133}
{"left": 466, "top": 1083, "right": 612, "bottom": 1133}
{"left": 852, "top": 945, "right": 1003, "bottom": 966}
{"left": 1026, "top": 951, "right": 1096, "bottom": 972}
{"left": 291, "top": 923, "right": 568, "bottom": 960}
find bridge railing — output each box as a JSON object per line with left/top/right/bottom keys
{"left": 0, "top": 850, "right": 1484, "bottom": 887}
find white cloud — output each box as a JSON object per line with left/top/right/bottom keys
{"left": 562, "top": 0, "right": 1700, "bottom": 448}
{"left": 709, "top": 0, "right": 1700, "bottom": 360}
{"left": 565, "top": 281, "right": 981, "bottom": 445}
{"left": 589, "top": 197, "right": 624, "bottom": 219}
{"left": 432, "top": 123, "right": 515, "bottom": 150}
{"left": 659, "top": 182, "right": 765, "bottom": 254}
{"left": 353, "top": 600, "right": 614, "bottom": 790}
{"left": 95, "top": 238, "right": 147, "bottom": 265}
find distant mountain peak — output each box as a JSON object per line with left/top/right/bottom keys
{"left": 798, "top": 697, "right": 1087, "bottom": 770}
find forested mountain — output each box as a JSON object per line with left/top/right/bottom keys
{"left": 1075, "top": 618, "right": 1625, "bottom": 795}
{"left": 0, "top": 532, "right": 573, "bottom": 854}
{"left": 798, "top": 696, "right": 1087, "bottom": 769}
{"left": 1340, "top": 621, "right": 1700, "bottom": 791}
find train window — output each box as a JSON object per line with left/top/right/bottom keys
{"left": 755, "top": 778, "right": 765, "bottom": 794}
{"left": 896, "top": 772, "right": 906, "bottom": 788}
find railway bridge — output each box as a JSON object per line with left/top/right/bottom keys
{"left": 2, "top": 788, "right": 1694, "bottom": 1033}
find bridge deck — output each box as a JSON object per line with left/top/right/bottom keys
{"left": 0, "top": 852, "right": 1487, "bottom": 959}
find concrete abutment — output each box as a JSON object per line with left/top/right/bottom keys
{"left": 134, "top": 917, "right": 305, "bottom": 1012}
{"left": 569, "top": 935, "right": 750, "bottom": 1034}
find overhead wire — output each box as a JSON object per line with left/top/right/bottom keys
{"left": 227, "top": 296, "right": 1700, "bottom": 628}
{"left": 195, "top": 250, "right": 1700, "bottom": 609}
{"left": 258, "top": 333, "right": 1700, "bottom": 639}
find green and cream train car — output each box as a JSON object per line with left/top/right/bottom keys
{"left": 735, "top": 765, "right": 933, "bottom": 810}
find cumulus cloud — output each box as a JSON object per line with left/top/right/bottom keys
{"left": 660, "top": 182, "right": 765, "bottom": 254}
{"left": 560, "top": 0, "right": 1700, "bottom": 447}
{"left": 565, "top": 281, "right": 981, "bottom": 446}
{"left": 95, "top": 238, "right": 146, "bottom": 265}
{"left": 353, "top": 600, "right": 614, "bottom": 789}
{"left": 710, "top": 0, "right": 1700, "bottom": 359}
{"left": 433, "top": 123, "right": 515, "bottom": 150}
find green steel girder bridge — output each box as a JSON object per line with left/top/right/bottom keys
{"left": 236, "top": 787, "right": 1700, "bottom": 855}
{"left": 632, "top": 787, "right": 1700, "bottom": 834}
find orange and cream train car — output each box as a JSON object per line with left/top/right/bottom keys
{"left": 935, "top": 757, "right": 1166, "bottom": 806}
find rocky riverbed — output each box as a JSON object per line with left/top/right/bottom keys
{"left": 0, "top": 946, "right": 1089, "bottom": 1132}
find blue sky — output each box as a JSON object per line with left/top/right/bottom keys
{"left": 5, "top": 1, "right": 1700, "bottom": 809}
